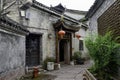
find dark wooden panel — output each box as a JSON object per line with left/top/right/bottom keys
{"left": 98, "top": 0, "right": 120, "bottom": 42}
{"left": 26, "top": 34, "right": 41, "bottom": 67}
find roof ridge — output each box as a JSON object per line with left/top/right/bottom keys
{"left": 33, "top": 0, "right": 79, "bottom": 23}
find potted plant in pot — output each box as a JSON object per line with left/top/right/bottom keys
{"left": 72, "top": 51, "right": 84, "bottom": 65}
{"left": 42, "top": 57, "right": 55, "bottom": 71}
{"left": 85, "top": 31, "right": 120, "bottom": 80}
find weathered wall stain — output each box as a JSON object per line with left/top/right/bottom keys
{"left": 0, "top": 30, "right": 25, "bottom": 80}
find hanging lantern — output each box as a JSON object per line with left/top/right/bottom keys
{"left": 76, "top": 34, "right": 81, "bottom": 39}
{"left": 58, "top": 30, "right": 65, "bottom": 38}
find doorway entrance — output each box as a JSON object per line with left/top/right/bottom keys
{"left": 59, "top": 39, "right": 70, "bottom": 64}
{"left": 26, "top": 34, "right": 41, "bottom": 67}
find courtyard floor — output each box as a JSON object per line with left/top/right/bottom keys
{"left": 45, "top": 60, "right": 92, "bottom": 80}
{"left": 21, "top": 60, "right": 92, "bottom": 80}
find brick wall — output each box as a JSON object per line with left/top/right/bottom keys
{"left": 98, "top": 0, "right": 120, "bottom": 41}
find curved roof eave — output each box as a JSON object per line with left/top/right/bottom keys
{"left": 0, "top": 16, "right": 29, "bottom": 35}
{"left": 85, "top": 0, "right": 106, "bottom": 19}
{"left": 31, "top": 0, "right": 80, "bottom": 24}
{"left": 53, "top": 20, "right": 81, "bottom": 32}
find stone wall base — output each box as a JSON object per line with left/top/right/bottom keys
{"left": 0, "top": 66, "right": 25, "bottom": 80}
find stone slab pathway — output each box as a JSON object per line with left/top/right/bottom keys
{"left": 45, "top": 60, "right": 92, "bottom": 80}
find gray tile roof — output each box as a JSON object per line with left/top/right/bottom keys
{"left": 85, "top": 0, "right": 105, "bottom": 18}
{"left": 32, "top": 0, "right": 79, "bottom": 24}
{"left": 0, "top": 16, "right": 29, "bottom": 35}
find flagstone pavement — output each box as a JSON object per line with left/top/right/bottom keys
{"left": 45, "top": 60, "right": 92, "bottom": 80}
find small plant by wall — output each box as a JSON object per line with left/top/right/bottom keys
{"left": 72, "top": 51, "right": 84, "bottom": 64}
{"left": 72, "top": 51, "right": 82, "bottom": 60}
{"left": 42, "top": 57, "right": 55, "bottom": 70}
{"left": 85, "top": 31, "right": 120, "bottom": 80}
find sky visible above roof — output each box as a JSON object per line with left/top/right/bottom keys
{"left": 36, "top": 0, "right": 95, "bottom": 11}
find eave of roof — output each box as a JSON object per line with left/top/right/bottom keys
{"left": 66, "top": 9, "right": 87, "bottom": 15}
{"left": 32, "top": 0, "right": 79, "bottom": 24}
{"left": 0, "top": 16, "right": 29, "bottom": 35}
{"left": 85, "top": 0, "right": 106, "bottom": 19}
{"left": 53, "top": 20, "right": 80, "bottom": 32}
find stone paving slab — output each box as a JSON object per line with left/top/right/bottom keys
{"left": 45, "top": 60, "right": 92, "bottom": 80}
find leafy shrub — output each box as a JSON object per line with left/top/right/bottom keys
{"left": 72, "top": 51, "right": 82, "bottom": 60}
{"left": 42, "top": 57, "right": 55, "bottom": 70}
{"left": 85, "top": 31, "right": 120, "bottom": 80}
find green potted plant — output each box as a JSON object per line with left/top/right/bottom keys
{"left": 42, "top": 57, "right": 55, "bottom": 70}
{"left": 72, "top": 51, "right": 84, "bottom": 64}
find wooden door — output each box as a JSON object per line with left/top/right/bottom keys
{"left": 26, "top": 34, "right": 40, "bottom": 67}
{"left": 59, "top": 39, "right": 70, "bottom": 64}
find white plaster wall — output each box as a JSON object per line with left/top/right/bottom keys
{"left": 26, "top": 7, "right": 56, "bottom": 61}
{"left": 72, "top": 27, "right": 89, "bottom": 58}
{"left": 66, "top": 10, "right": 88, "bottom": 58}
{"left": 0, "top": 29, "right": 26, "bottom": 80}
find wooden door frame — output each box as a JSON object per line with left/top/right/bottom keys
{"left": 55, "top": 31, "right": 72, "bottom": 64}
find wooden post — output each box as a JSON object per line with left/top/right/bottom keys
{"left": 56, "top": 31, "right": 59, "bottom": 63}
{"left": 70, "top": 33, "right": 72, "bottom": 61}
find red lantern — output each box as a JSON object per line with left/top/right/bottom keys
{"left": 58, "top": 30, "right": 65, "bottom": 38}
{"left": 76, "top": 34, "right": 81, "bottom": 39}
